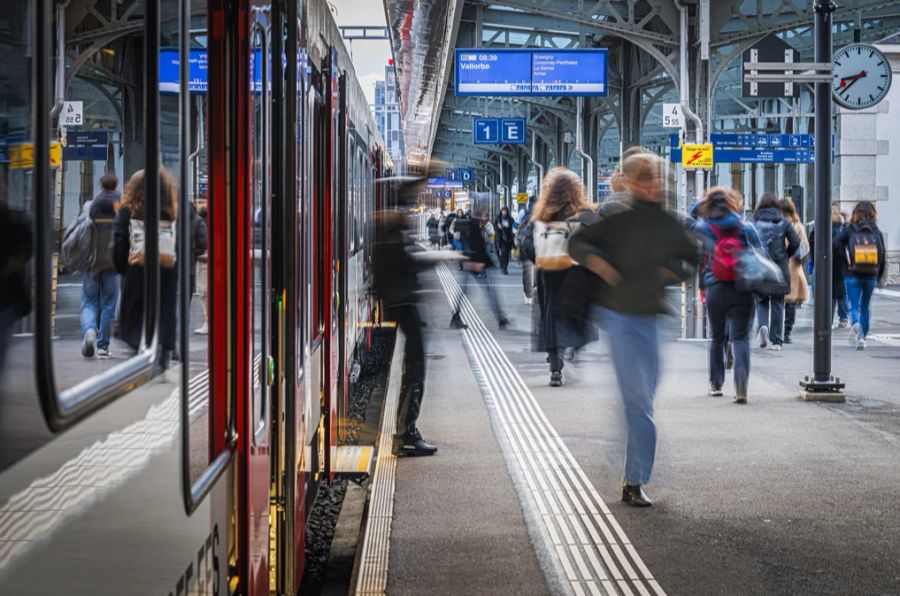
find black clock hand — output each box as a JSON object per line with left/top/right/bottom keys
{"left": 839, "top": 73, "right": 866, "bottom": 95}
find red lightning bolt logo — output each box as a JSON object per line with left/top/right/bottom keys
{"left": 687, "top": 150, "right": 703, "bottom": 164}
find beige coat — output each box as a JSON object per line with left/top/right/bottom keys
{"left": 785, "top": 220, "right": 809, "bottom": 304}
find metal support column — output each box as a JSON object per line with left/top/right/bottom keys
{"left": 800, "top": 1, "right": 844, "bottom": 401}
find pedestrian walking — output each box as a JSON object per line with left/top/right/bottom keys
{"left": 569, "top": 152, "right": 699, "bottom": 507}
{"left": 520, "top": 167, "right": 595, "bottom": 387}
{"left": 79, "top": 172, "right": 121, "bottom": 359}
{"left": 781, "top": 198, "right": 809, "bottom": 344}
{"left": 194, "top": 193, "right": 210, "bottom": 334}
{"left": 449, "top": 211, "right": 509, "bottom": 330}
{"left": 494, "top": 206, "right": 515, "bottom": 274}
{"left": 834, "top": 200, "right": 886, "bottom": 350}
{"left": 114, "top": 168, "right": 179, "bottom": 365}
{"left": 372, "top": 173, "right": 439, "bottom": 456}
{"left": 426, "top": 211, "right": 440, "bottom": 246}
{"left": 515, "top": 195, "right": 537, "bottom": 304}
{"left": 694, "top": 187, "right": 763, "bottom": 403}
{"left": 751, "top": 193, "right": 800, "bottom": 350}
{"left": 810, "top": 205, "right": 850, "bottom": 328}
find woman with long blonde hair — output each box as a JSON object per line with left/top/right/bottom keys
{"left": 521, "top": 167, "right": 595, "bottom": 387}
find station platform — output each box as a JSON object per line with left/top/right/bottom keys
{"left": 358, "top": 253, "right": 900, "bottom": 596}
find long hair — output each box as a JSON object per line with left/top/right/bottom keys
{"left": 780, "top": 198, "right": 800, "bottom": 223}
{"left": 755, "top": 192, "right": 780, "bottom": 212}
{"left": 531, "top": 167, "right": 589, "bottom": 223}
{"left": 851, "top": 200, "right": 877, "bottom": 224}
{"left": 120, "top": 168, "right": 178, "bottom": 221}
{"left": 698, "top": 186, "right": 743, "bottom": 220}
{"left": 831, "top": 204, "right": 844, "bottom": 225}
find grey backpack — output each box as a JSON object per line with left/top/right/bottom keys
{"left": 61, "top": 201, "right": 94, "bottom": 272}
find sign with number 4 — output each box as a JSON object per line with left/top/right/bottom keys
{"left": 62, "top": 101, "right": 83, "bottom": 127}
{"left": 662, "top": 103, "right": 683, "bottom": 129}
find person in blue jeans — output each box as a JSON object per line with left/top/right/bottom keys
{"left": 834, "top": 201, "right": 885, "bottom": 350}
{"left": 569, "top": 152, "right": 698, "bottom": 507}
{"left": 80, "top": 172, "right": 120, "bottom": 359}
{"left": 692, "top": 187, "right": 763, "bottom": 403}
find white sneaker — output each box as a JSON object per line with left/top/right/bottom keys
{"left": 81, "top": 329, "right": 96, "bottom": 358}
{"left": 857, "top": 337, "right": 867, "bottom": 351}
{"left": 524, "top": 295, "right": 533, "bottom": 305}
{"left": 849, "top": 323, "right": 861, "bottom": 347}
{"left": 195, "top": 323, "right": 209, "bottom": 335}
{"left": 770, "top": 344, "right": 782, "bottom": 351}
{"left": 97, "top": 347, "right": 114, "bottom": 360}
{"left": 757, "top": 326, "right": 769, "bottom": 348}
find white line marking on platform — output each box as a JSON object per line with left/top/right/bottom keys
{"left": 876, "top": 288, "right": 900, "bottom": 299}
{"left": 354, "top": 334, "right": 404, "bottom": 596}
{"left": 436, "top": 264, "right": 665, "bottom": 596}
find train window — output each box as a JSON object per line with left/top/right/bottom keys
{"left": 250, "top": 21, "right": 271, "bottom": 438}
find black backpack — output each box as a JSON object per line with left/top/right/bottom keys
{"left": 846, "top": 224, "right": 880, "bottom": 275}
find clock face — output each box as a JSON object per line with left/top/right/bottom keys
{"left": 832, "top": 43, "right": 892, "bottom": 110}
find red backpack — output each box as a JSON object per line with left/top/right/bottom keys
{"left": 709, "top": 224, "right": 742, "bottom": 282}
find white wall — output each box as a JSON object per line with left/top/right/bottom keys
{"left": 874, "top": 44, "right": 900, "bottom": 281}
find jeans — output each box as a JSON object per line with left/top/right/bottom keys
{"left": 592, "top": 306, "right": 659, "bottom": 486}
{"left": 388, "top": 304, "right": 425, "bottom": 438}
{"left": 706, "top": 283, "right": 753, "bottom": 397}
{"left": 755, "top": 294, "right": 785, "bottom": 346}
{"left": 845, "top": 274, "right": 877, "bottom": 337}
{"left": 81, "top": 270, "right": 119, "bottom": 349}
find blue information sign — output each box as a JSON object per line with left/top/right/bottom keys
{"left": 500, "top": 118, "right": 526, "bottom": 143}
{"left": 473, "top": 118, "right": 500, "bottom": 144}
{"left": 455, "top": 49, "right": 607, "bottom": 96}
{"left": 456, "top": 50, "right": 532, "bottom": 96}
{"left": 670, "top": 147, "right": 814, "bottom": 164}
{"left": 160, "top": 49, "right": 208, "bottom": 93}
{"left": 531, "top": 50, "right": 607, "bottom": 96}
{"left": 63, "top": 130, "right": 109, "bottom": 161}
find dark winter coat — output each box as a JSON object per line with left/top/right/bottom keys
{"left": 808, "top": 222, "right": 847, "bottom": 300}
{"left": 88, "top": 189, "right": 120, "bottom": 276}
{"left": 0, "top": 205, "right": 32, "bottom": 317}
{"left": 569, "top": 198, "right": 699, "bottom": 314}
{"left": 188, "top": 203, "right": 207, "bottom": 294}
{"left": 834, "top": 219, "right": 886, "bottom": 280}
{"left": 372, "top": 210, "right": 424, "bottom": 307}
{"left": 113, "top": 208, "right": 178, "bottom": 351}
{"left": 494, "top": 214, "right": 515, "bottom": 248}
{"left": 752, "top": 206, "right": 801, "bottom": 296}
{"left": 693, "top": 211, "right": 764, "bottom": 289}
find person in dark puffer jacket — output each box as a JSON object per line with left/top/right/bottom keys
{"left": 751, "top": 193, "right": 800, "bottom": 350}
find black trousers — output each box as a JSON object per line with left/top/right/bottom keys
{"left": 387, "top": 303, "right": 425, "bottom": 438}
{"left": 497, "top": 242, "right": 512, "bottom": 272}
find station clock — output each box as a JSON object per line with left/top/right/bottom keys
{"left": 832, "top": 43, "right": 892, "bottom": 110}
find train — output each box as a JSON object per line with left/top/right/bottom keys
{"left": 0, "top": 0, "right": 392, "bottom": 594}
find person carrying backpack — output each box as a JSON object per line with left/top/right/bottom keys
{"left": 494, "top": 206, "right": 515, "bottom": 274}
{"left": 751, "top": 193, "right": 800, "bottom": 350}
{"left": 78, "top": 172, "right": 120, "bottom": 359}
{"left": 694, "top": 187, "right": 764, "bottom": 403}
{"left": 520, "top": 167, "right": 595, "bottom": 387}
{"left": 834, "top": 200, "right": 885, "bottom": 350}
{"left": 781, "top": 198, "right": 809, "bottom": 344}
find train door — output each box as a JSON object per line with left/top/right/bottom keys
{"left": 335, "top": 73, "right": 349, "bottom": 446}
{"left": 323, "top": 47, "right": 339, "bottom": 480}
{"left": 244, "top": 7, "right": 273, "bottom": 595}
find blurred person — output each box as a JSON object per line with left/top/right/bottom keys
{"left": 515, "top": 195, "right": 537, "bottom": 304}
{"left": 194, "top": 193, "right": 210, "bottom": 334}
{"left": 114, "top": 168, "right": 179, "bottom": 365}
{"left": 450, "top": 208, "right": 468, "bottom": 270}
{"left": 0, "top": 203, "right": 32, "bottom": 373}
{"left": 781, "top": 198, "right": 809, "bottom": 344}
{"left": 449, "top": 211, "right": 509, "bottom": 330}
{"left": 79, "top": 172, "right": 120, "bottom": 359}
{"left": 810, "top": 205, "right": 850, "bottom": 328}
{"left": 569, "top": 152, "right": 699, "bottom": 507}
{"left": 426, "top": 211, "right": 440, "bottom": 246}
{"left": 834, "top": 200, "right": 886, "bottom": 350}
{"left": 694, "top": 187, "right": 763, "bottom": 402}
{"left": 494, "top": 206, "right": 515, "bottom": 274}
{"left": 442, "top": 209, "right": 456, "bottom": 248}
{"left": 372, "top": 173, "right": 438, "bottom": 456}
{"left": 751, "top": 193, "right": 800, "bottom": 350}
{"left": 520, "top": 168, "right": 595, "bottom": 387}
{"left": 480, "top": 211, "right": 495, "bottom": 258}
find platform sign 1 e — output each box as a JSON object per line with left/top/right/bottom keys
{"left": 500, "top": 118, "right": 526, "bottom": 144}
{"left": 681, "top": 144, "right": 714, "bottom": 169}
{"left": 473, "top": 118, "right": 500, "bottom": 144}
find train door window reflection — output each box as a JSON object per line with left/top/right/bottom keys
{"left": 250, "top": 22, "right": 271, "bottom": 437}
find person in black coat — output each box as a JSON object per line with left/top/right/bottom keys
{"left": 494, "top": 206, "right": 515, "bottom": 274}
{"left": 0, "top": 204, "right": 32, "bottom": 374}
{"left": 751, "top": 193, "right": 800, "bottom": 350}
{"left": 113, "top": 168, "right": 179, "bottom": 363}
{"left": 808, "top": 204, "right": 849, "bottom": 327}
{"left": 448, "top": 211, "right": 509, "bottom": 329}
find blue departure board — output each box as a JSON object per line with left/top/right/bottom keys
{"left": 454, "top": 48, "right": 608, "bottom": 96}
{"left": 455, "top": 50, "right": 532, "bottom": 95}
{"left": 159, "top": 49, "right": 208, "bottom": 93}
{"left": 531, "top": 50, "right": 608, "bottom": 96}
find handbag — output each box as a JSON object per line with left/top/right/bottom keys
{"left": 735, "top": 242, "right": 784, "bottom": 294}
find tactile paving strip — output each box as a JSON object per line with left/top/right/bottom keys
{"left": 437, "top": 264, "right": 666, "bottom": 596}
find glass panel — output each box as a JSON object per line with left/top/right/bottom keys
{"left": 48, "top": 3, "right": 149, "bottom": 390}
{"left": 250, "top": 22, "right": 269, "bottom": 436}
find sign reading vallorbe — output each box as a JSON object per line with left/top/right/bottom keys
{"left": 455, "top": 49, "right": 608, "bottom": 96}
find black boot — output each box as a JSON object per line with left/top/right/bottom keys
{"left": 449, "top": 312, "right": 468, "bottom": 329}
{"left": 498, "top": 316, "right": 510, "bottom": 330}
{"left": 549, "top": 371, "right": 562, "bottom": 387}
{"left": 621, "top": 484, "right": 652, "bottom": 507}
{"left": 395, "top": 429, "right": 437, "bottom": 457}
